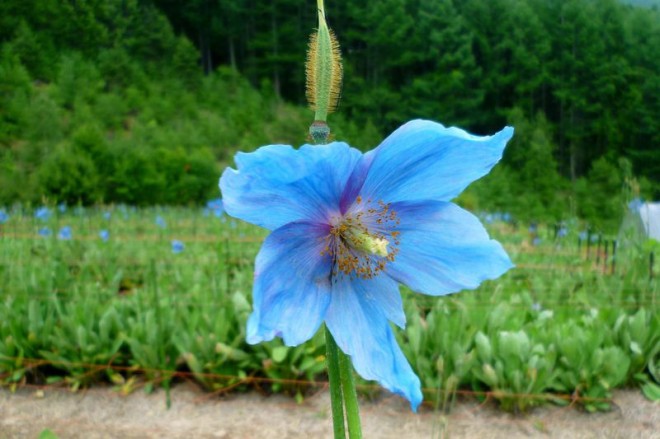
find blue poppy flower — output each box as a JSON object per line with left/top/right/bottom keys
{"left": 220, "top": 119, "right": 514, "bottom": 411}
{"left": 58, "top": 226, "right": 72, "bottom": 240}
{"left": 628, "top": 198, "right": 643, "bottom": 212}
{"left": 557, "top": 226, "right": 568, "bottom": 238}
{"left": 532, "top": 236, "right": 542, "bottom": 246}
{"left": 0, "top": 210, "right": 8, "bottom": 224}
{"left": 103, "top": 212, "right": 112, "bottom": 220}
{"left": 58, "top": 203, "right": 67, "bottom": 213}
{"left": 171, "top": 240, "right": 184, "bottom": 254}
{"left": 156, "top": 216, "right": 167, "bottom": 228}
{"left": 99, "top": 230, "right": 110, "bottom": 241}
{"left": 207, "top": 198, "right": 225, "bottom": 217}
{"left": 38, "top": 227, "right": 51, "bottom": 237}
{"left": 35, "top": 207, "right": 51, "bottom": 221}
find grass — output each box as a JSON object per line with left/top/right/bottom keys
{"left": 0, "top": 206, "right": 658, "bottom": 412}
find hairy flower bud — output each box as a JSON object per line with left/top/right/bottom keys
{"left": 306, "top": 0, "right": 343, "bottom": 144}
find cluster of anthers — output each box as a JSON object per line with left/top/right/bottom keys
{"left": 321, "top": 196, "right": 401, "bottom": 280}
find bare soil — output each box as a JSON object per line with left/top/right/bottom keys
{"left": 1, "top": 385, "right": 658, "bottom": 439}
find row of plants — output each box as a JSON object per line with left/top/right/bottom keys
{"left": 0, "top": 209, "right": 658, "bottom": 412}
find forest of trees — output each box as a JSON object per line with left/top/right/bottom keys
{"left": 0, "top": 0, "right": 659, "bottom": 231}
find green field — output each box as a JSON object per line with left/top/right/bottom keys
{"left": 0, "top": 206, "right": 658, "bottom": 412}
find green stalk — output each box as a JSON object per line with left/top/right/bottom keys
{"left": 325, "top": 326, "right": 346, "bottom": 438}
{"left": 338, "top": 343, "right": 362, "bottom": 438}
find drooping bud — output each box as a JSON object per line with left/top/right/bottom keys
{"left": 306, "top": 0, "right": 343, "bottom": 144}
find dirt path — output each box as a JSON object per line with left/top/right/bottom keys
{"left": 1, "top": 385, "right": 658, "bottom": 439}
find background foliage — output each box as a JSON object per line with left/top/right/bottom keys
{"left": 0, "top": 0, "right": 659, "bottom": 231}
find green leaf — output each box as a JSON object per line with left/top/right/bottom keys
{"left": 629, "top": 309, "right": 648, "bottom": 345}
{"left": 271, "top": 346, "right": 288, "bottom": 363}
{"left": 498, "top": 331, "right": 529, "bottom": 362}
{"left": 474, "top": 331, "right": 492, "bottom": 362}
{"left": 641, "top": 382, "right": 660, "bottom": 401}
{"left": 46, "top": 376, "right": 64, "bottom": 385}
{"left": 38, "top": 429, "right": 60, "bottom": 439}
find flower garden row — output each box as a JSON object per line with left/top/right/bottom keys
{"left": 0, "top": 207, "right": 658, "bottom": 412}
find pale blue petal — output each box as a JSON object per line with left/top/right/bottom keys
{"left": 326, "top": 275, "right": 422, "bottom": 411}
{"left": 220, "top": 142, "right": 362, "bottom": 230}
{"left": 358, "top": 120, "right": 513, "bottom": 204}
{"left": 386, "top": 200, "right": 513, "bottom": 296}
{"left": 247, "top": 221, "right": 333, "bottom": 346}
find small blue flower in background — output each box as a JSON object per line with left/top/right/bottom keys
{"left": 528, "top": 222, "right": 538, "bottom": 233}
{"left": 38, "top": 227, "right": 51, "bottom": 237}
{"left": 156, "top": 216, "right": 167, "bottom": 228}
{"left": 220, "top": 119, "right": 514, "bottom": 411}
{"left": 532, "top": 236, "right": 542, "bottom": 246}
{"left": 590, "top": 234, "right": 599, "bottom": 243}
{"left": 502, "top": 212, "right": 512, "bottom": 223}
{"left": 484, "top": 213, "right": 494, "bottom": 224}
{"left": 207, "top": 198, "right": 225, "bottom": 217}
{"left": 579, "top": 230, "right": 588, "bottom": 241}
{"left": 58, "top": 203, "right": 67, "bottom": 213}
{"left": 58, "top": 226, "right": 72, "bottom": 240}
{"left": 557, "top": 226, "right": 568, "bottom": 238}
{"left": 103, "top": 212, "right": 112, "bottom": 220}
{"left": 0, "top": 210, "right": 8, "bottom": 224}
{"left": 118, "top": 204, "right": 132, "bottom": 219}
{"left": 35, "top": 207, "right": 51, "bottom": 221}
{"left": 99, "top": 230, "right": 110, "bottom": 241}
{"left": 531, "top": 302, "right": 542, "bottom": 312}
{"left": 171, "top": 240, "right": 184, "bottom": 254}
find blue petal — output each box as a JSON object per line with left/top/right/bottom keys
{"left": 358, "top": 120, "right": 513, "bottom": 204}
{"left": 220, "top": 142, "right": 362, "bottom": 230}
{"left": 386, "top": 200, "right": 513, "bottom": 296}
{"left": 325, "top": 274, "right": 421, "bottom": 411}
{"left": 247, "top": 221, "right": 333, "bottom": 346}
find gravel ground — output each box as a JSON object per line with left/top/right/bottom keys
{"left": 0, "top": 385, "right": 658, "bottom": 439}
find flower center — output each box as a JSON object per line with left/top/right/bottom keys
{"left": 321, "top": 198, "right": 400, "bottom": 279}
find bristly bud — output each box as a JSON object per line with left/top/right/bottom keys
{"left": 306, "top": 0, "right": 343, "bottom": 144}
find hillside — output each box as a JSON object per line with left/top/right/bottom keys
{"left": 0, "top": 0, "right": 659, "bottom": 230}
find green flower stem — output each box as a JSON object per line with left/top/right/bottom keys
{"left": 337, "top": 342, "right": 362, "bottom": 438}
{"left": 325, "top": 325, "right": 346, "bottom": 439}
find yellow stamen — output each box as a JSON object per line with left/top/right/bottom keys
{"left": 320, "top": 199, "right": 401, "bottom": 279}
{"left": 344, "top": 228, "right": 389, "bottom": 257}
